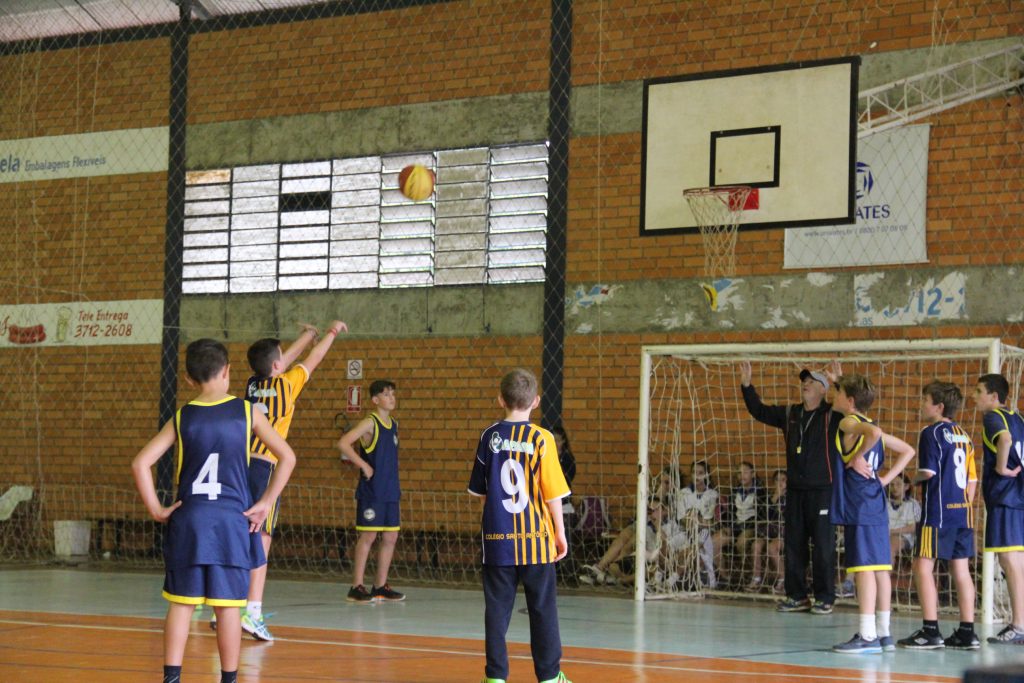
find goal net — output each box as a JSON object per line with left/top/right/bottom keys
{"left": 636, "top": 339, "right": 1024, "bottom": 624}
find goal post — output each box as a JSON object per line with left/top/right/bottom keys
{"left": 635, "top": 338, "right": 1024, "bottom": 624}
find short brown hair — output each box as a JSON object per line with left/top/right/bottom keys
{"left": 836, "top": 373, "right": 876, "bottom": 411}
{"left": 922, "top": 380, "right": 963, "bottom": 418}
{"left": 500, "top": 368, "right": 538, "bottom": 410}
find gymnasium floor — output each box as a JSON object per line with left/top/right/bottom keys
{"left": 2, "top": 567, "right": 1024, "bottom": 682}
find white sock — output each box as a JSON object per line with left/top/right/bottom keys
{"left": 246, "top": 601, "right": 262, "bottom": 620}
{"left": 876, "top": 610, "right": 891, "bottom": 638}
{"left": 860, "top": 614, "right": 877, "bottom": 641}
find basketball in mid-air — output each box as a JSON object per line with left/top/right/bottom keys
{"left": 398, "top": 164, "right": 435, "bottom": 201}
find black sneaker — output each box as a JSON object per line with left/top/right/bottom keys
{"left": 944, "top": 629, "right": 981, "bottom": 650}
{"left": 776, "top": 597, "right": 812, "bottom": 612}
{"left": 810, "top": 601, "right": 834, "bottom": 615}
{"left": 372, "top": 584, "right": 406, "bottom": 602}
{"left": 897, "top": 628, "right": 945, "bottom": 649}
{"left": 346, "top": 584, "right": 376, "bottom": 603}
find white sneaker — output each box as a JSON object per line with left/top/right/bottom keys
{"left": 579, "top": 564, "right": 606, "bottom": 586}
{"left": 241, "top": 611, "right": 274, "bottom": 642}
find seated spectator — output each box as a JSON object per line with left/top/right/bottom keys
{"left": 579, "top": 469, "right": 680, "bottom": 586}
{"left": 712, "top": 461, "right": 760, "bottom": 586}
{"left": 674, "top": 460, "right": 719, "bottom": 589}
{"left": 747, "top": 469, "right": 786, "bottom": 593}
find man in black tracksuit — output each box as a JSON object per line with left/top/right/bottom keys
{"left": 741, "top": 364, "right": 837, "bottom": 614}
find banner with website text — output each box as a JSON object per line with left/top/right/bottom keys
{"left": 784, "top": 124, "right": 929, "bottom": 269}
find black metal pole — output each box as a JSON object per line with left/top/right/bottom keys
{"left": 156, "top": 0, "right": 190, "bottom": 499}
{"left": 541, "top": 0, "right": 572, "bottom": 430}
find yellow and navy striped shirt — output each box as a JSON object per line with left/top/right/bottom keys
{"left": 468, "top": 421, "right": 570, "bottom": 566}
{"left": 245, "top": 364, "right": 309, "bottom": 462}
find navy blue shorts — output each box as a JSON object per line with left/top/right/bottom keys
{"left": 163, "top": 564, "right": 249, "bottom": 606}
{"left": 845, "top": 524, "right": 891, "bottom": 572}
{"left": 356, "top": 499, "right": 400, "bottom": 531}
{"left": 985, "top": 506, "right": 1024, "bottom": 552}
{"left": 249, "top": 458, "right": 280, "bottom": 536}
{"left": 915, "top": 524, "right": 974, "bottom": 561}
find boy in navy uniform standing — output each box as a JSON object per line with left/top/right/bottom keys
{"left": 830, "top": 373, "right": 915, "bottom": 654}
{"left": 131, "top": 339, "right": 296, "bottom": 683}
{"left": 974, "top": 373, "right": 1024, "bottom": 644}
{"left": 898, "top": 381, "right": 979, "bottom": 650}
{"left": 468, "top": 368, "right": 572, "bottom": 683}
{"left": 339, "top": 379, "right": 405, "bottom": 602}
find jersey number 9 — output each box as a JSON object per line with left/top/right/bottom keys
{"left": 500, "top": 458, "right": 529, "bottom": 514}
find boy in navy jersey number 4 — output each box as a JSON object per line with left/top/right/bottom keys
{"left": 131, "top": 339, "right": 296, "bottom": 683}
{"left": 898, "top": 381, "right": 980, "bottom": 650}
{"left": 468, "top": 368, "right": 572, "bottom": 683}
{"left": 339, "top": 379, "right": 405, "bottom": 603}
{"left": 829, "top": 373, "right": 915, "bottom": 655}
{"left": 973, "top": 373, "right": 1024, "bottom": 644}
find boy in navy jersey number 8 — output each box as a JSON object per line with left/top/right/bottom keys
{"left": 468, "top": 368, "right": 572, "bottom": 683}
{"left": 898, "top": 381, "right": 980, "bottom": 650}
{"left": 131, "top": 339, "right": 296, "bottom": 683}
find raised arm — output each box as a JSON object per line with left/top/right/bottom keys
{"left": 279, "top": 323, "right": 320, "bottom": 368}
{"left": 300, "top": 320, "right": 348, "bottom": 375}
{"left": 739, "top": 362, "right": 787, "bottom": 429}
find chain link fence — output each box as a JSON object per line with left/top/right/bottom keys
{"left": 0, "top": 1, "right": 1021, "bottom": 604}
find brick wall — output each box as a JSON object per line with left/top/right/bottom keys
{"left": 1, "top": 0, "right": 1021, "bottom": 534}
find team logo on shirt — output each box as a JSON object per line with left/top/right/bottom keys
{"left": 363, "top": 507, "right": 376, "bottom": 521}
{"left": 943, "top": 429, "right": 953, "bottom": 444}
{"left": 489, "top": 431, "right": 535, "bottom": 455}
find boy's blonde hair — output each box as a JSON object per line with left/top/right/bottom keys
{"left": 500, "top": 368, "right": 538, "bottom": 410}
{"left": 836, "top": 373, "right": 876, "bottom": 411}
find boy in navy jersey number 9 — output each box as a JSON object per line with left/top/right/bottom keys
{"left": 468, "top": 368, "right": 572, "bottom": 683}
{"left": 131, "top": 339, "right": 296, "bottom": 683}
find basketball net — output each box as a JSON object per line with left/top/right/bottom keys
{"left": 683, "top": 186, "right": 751, "bottom": 278}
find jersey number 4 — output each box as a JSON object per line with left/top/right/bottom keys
{"left": 192, "top": 452, "right": 223, "bottom": 500}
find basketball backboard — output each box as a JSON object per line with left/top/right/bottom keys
{"left": 640, "top": 57, "right": 860, "bottom": 235}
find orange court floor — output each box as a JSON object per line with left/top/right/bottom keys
{"left": 0, "top": 567, "right": 1020, "bottom": 682}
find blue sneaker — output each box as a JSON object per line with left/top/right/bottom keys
{"left": 988, "top": 624, "right": 1024, "bottom": 645}
{"left": 833, "top": 633, "right": 883, "bottom": 654}
{"left": 879, "top": 635, "right": 895, "bottom": 651}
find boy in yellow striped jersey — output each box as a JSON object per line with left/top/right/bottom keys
{"left": 468, "top": 368, "right": 572, "bottom": 683}
{"left": 211, "top": 320, "right": 347, "bottom": 640}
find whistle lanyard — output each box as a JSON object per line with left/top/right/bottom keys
{"left": 796, "top": 408, "right": 816, "bottom": 455}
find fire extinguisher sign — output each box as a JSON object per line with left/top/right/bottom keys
{"left": 346, "top": 385, "right": 362, "bottom": 414}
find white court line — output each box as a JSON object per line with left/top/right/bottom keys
{"left": 0, "top": 617, "right": 954, "bottom": 682}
